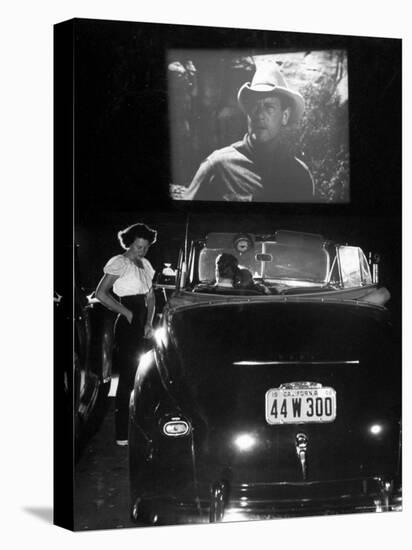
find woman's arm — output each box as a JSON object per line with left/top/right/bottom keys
{"left": 144, "top": 287, "right": 156, "bottom": 337}
{"left": 95, "top": 273, "right": 133, "bottom": 323}
{"left": 362, "top": 286, "right": 391, "bottom": 306}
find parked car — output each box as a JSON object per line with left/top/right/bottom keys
{"left": 128, "top": 231, "right": 401, "bottom": 524}
{"left": 73, "top": 286, "right": 117, "bottom": 458}
{"left": 55, "top": 246, "right": 117, "bottom": 460}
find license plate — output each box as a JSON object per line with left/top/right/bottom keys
{"left": 265, "top": 387, "right": 336, "bottom": 424}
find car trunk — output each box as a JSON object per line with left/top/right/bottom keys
{"left": 168, "top": 301, "right": 400, "bottom": 487}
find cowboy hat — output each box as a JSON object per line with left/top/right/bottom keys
{"left": 237, "top": 61, "right": 305, "bottom": 124}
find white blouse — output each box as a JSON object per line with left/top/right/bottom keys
{"left": 103, "top": 255, "right": 155, "bottom": 297}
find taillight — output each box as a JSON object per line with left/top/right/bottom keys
{"left": 162, "top": 417, "right": 190, "bottom": 437}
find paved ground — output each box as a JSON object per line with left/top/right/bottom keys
{"left": 74, "top": 398, "right": 141, "bottom": 531}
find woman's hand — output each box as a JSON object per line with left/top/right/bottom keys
{"left": 125, "top": 310, "right": 134, "bottom": 324}
{"left": 144, "top": 323, "right": 153, "bottom": 339}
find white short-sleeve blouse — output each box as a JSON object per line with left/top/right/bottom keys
{"left": 103, "top": 255, "right": 155, "bottom": 297}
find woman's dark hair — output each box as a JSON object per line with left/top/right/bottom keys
{"left": 117, "top": 223, "right": 157, "bottom": 249}
{"left": 234, "top": 268, "right": 254, "bottom": 289}
{"left": 216, "top": 253, "right": 239, "bottom": 280}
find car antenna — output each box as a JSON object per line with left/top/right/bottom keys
{"left": 179, "top": 213, "right": 190, "bottom": 289}
{"left": 184, "top": 213, "right": 190, "bottom": 265}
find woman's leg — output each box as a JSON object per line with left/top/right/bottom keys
{"left": 114, "top": 300, "right": 146, "bottom": 441}
{"left": 114, "top": 349, "right": 137, "bottom": 440}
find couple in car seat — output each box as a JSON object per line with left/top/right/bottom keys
{"left": 196, "top": 253, "right": 270, "bottom": 295}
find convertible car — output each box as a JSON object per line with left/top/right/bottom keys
{"left": 128, "top": 231, "right": 401, "bottom": 524}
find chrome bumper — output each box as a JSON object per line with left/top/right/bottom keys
{"left": 132, "top": 476, "right": 401, "bottom": 525}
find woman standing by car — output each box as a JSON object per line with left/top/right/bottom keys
{"left": 96, "top": 223, "right": 157, "bottom": 446}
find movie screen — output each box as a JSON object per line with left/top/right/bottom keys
{"left": 168, "top": 49, "right": 349, "bottom": 204}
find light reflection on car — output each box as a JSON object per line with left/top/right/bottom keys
{"left": 58, "top": 246, "right": 117, "bottom": 460}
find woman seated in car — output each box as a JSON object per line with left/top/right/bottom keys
{"left": 233, "top": 267, "right": 271, "bottom": 294}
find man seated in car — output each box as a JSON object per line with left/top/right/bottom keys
{"left": 214, "top": 253, "right": 239, "bottom": 288}
{"left": 194, "top": 253, "right": 239, "bottom": 293}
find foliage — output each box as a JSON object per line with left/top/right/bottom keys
{"left": 284, "top": 75, "right": 350, "bottom": 202}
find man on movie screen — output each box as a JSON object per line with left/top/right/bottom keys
{"left": 182, "top": 61, "right": 315, "bottom": 202}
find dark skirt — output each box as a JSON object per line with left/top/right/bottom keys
{"left": 114, "top": 294, "right": 147, "bottom": 440}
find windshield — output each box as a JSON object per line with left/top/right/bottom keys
{"left": 338, "top": 246, "right": 372, "bottom": 288}
{"left": 198, "top": 241, "right": 329, "bottom": 284}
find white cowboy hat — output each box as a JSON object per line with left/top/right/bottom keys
{"left": 237, "top": 61, "right": 305, "bottom": 124}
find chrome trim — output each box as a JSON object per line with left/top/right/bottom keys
{"left": 279, "top": 381, "right": 323, "bottom": 390}
{"left": 295, "top": 433, "right": 309, "bottom": 481}
{"left": 209, "top": 481, "right": 229, "bottom": 523}
{"left": 131, "top": 477, "right": 402, "bottom": 524}
{"left": 273, "top": 380, "right": 323, "bottom": 390}
{"left": 233, "top": 360, "right": 359, "bottom": 366}
{"left": 377, "top": 478, "right": 394, "bottom": 512}
{"left": 162, "top": 419, "right": 190, "bottom": 437}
